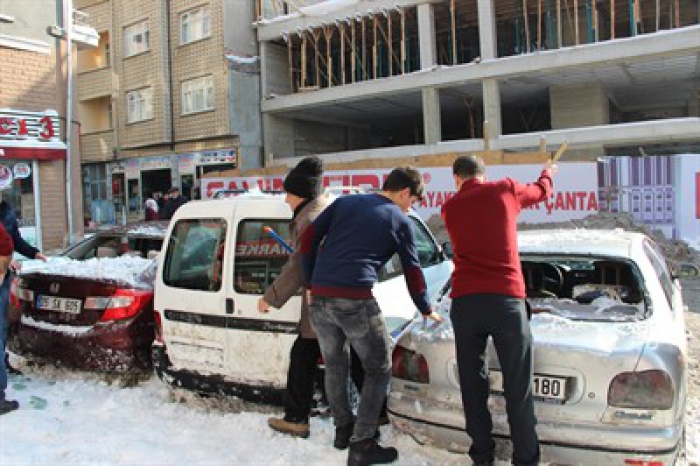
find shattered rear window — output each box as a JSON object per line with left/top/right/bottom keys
{"left": 522, "top": 255, "right": 647, "bottom": 322}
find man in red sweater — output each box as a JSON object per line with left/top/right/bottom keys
{"left": 442, "top": 155, "right": 557, "bottom": 466}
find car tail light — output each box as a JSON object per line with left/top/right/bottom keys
{"left": 85, "top": 289, "right": 152, "bottom": 322}
{"left": 608, "top": 370, "right": 673, "bottom": 409}
{"left": 153, "top": 310, "right": 163, "bottom": 343}
{"left": 623, "top": 460, "right": 664, "bottom": 466}
{"left": 392, "top": 346, "right": 429, "bottom": 384}
{"left": 11, "top": 277, "right": 34, "bottom": 304}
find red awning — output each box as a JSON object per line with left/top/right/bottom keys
{"left": 0, "top": 146, "right": 66, "bottom": 161}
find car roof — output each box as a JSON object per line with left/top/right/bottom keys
{"left": 518, "top": 228, "right": 647, "bottom": 259}
{"left": 93, "top": 221, "right": 169, "bottom": 239}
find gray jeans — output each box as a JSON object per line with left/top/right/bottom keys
{"left": 309, "top": 296, "right": 391, "bottom": 442}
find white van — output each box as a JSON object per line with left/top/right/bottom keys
{"left": 152, "top": 191, "right": 452, "bottom": 403}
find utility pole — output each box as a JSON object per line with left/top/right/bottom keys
{"left": 63, "top": 0, "right": 75, "bottom": 245}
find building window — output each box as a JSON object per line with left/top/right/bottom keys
{"left": 180, "top": 6, "right": 211, "bottom": 44}
{"left": 181, "top": 76, "right": 214, "bottom": 115}
{"left": 126, "top": 87, "right": 154, "bottom": 123}
{"left": 124, "top": 21, "right": 150, "bottom": 57}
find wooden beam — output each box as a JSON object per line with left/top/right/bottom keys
{"left": 538, "top": 0, "right": 542, "bottom": 50}
{"left": 557, "top": 0, "right": 562, "bottom": 46}
{"left": 313, "top": 30, "right": 321, "bottom": 87}
{"left": 373, "top": 16, "right": 378, "bottom": 79}
{"left": 362, "top": 17, "right": 367, "bottom": 80}
{"left": 323, "top": 27, "right": 333, "bottom": 86}
{"left": 523, "top": 0, "right": 531, "bottom": 52}
{"left": 339, "top": 23, "right": 346, "bottom": 85}
{"left": 301, "top": 31, "right": 307, "bottom": 88}
{"left": 400, "top": 9, "right": 406, "bottom": 74}
{"left": 610, "top": 0, "right": 615, "bottom": 39}
{"left": 450, "top": 0, "right": 457, "bottom": 64}
{"left": 351, "top": 20, "right": 357, "bottom": 82}
{"left": 388, "top": 12, "right": 393, "bottom": 76}
{"left": 287, "top": 35, "right": 295, "bottom": 92}
{"left": 574, "top": 0, "right": 579, "bottom": 44}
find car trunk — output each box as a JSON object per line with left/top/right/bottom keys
{"left": 20, "top": 273, "right": 119, "bottom": 326}
{"left": 397, "top": 315, "right": 650, "bottom": 430}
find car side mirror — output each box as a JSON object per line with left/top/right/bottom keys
{"left": 441, "top": 241, "right": 453, "bottom": 259}
{"left": 676, "top": 263, "right": 699, "bottom": 279}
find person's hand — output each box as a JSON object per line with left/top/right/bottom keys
{"left": 422, "top": 309, "right": 443, "bottom": 324}
{"left": 544, "top": 159, "right": 558, "bottom": 175}
{"left": 257, "top": 297, "right": 270, "bottom": 314}
{"left": 9, "top": 260, "right": 21, "bottom": 272}
{"left": 35, "top": 252, "right": 49, "bottom": 262}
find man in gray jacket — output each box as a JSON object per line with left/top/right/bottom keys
{"left": 258, "top": 156, "right": 329, "bottom": 438}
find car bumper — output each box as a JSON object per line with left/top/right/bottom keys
{"left": 14, "top": 320, "right": 152, "bottom": 372}
{"left": 152, "top": 343, "right": 286, "bottom": 405}
{"left": 388, "top": 393, "right": 683, "bottom": 465}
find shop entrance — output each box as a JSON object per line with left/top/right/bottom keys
{"left": 141, "top": 168, "right": 171, "bottom": 204}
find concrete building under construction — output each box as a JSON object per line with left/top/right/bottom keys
{"left": 255, "top": 0, "right": 700, "bottom": 163}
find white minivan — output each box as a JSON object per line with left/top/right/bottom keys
{"left": 152, "top": 191, "right": 452, "bottom": 403}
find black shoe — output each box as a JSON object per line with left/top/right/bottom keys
{"left": 335, "top": 422, "right": 354, "bottom": 450}
{"left": 335, "top": 422, "right": 380, "bottom": 450}
{"left": 347, "top": 438, "right": 398, "bottom": 466}
{"left": 0, "top": 399, "right": 19, "bottom": 415}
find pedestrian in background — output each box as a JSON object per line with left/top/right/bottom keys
{"left": 0, "top": 196, "right": 48, "bottom": 414}
{"left": 441, "top": 155, "right": 557, "bottom": 466}
{"left": 160, "top": 186, "right": 187, "bottom": 220}
{"left": 258, "top": 156, "right": 329, "bottom": 439}
{"left": 0, "top": 222, "right": 14, "bottom": 414}
{"left": 300, "top": 167, "right": 441, "bottom": 466}
{"left": 144, "top": 192, "right": 159, "bottom": 221}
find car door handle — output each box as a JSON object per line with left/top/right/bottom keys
{"left": 226, "top": 298, "right": 234, "bottom": 315}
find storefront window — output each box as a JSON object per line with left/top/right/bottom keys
{"left": 0, "top": 161, "right": 38, "bottom": 247}
{"left": 83, "top": 164, "right": 114, "bottom": 225}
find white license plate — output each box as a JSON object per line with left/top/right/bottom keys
{"left": 490, "top": 370, "right": 568, "bottom": 402}
{"left": 37, "top": 295, "right": 82, "bottom": 314}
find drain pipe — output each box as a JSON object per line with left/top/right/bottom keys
{"left": 63, "top": 0, "right": 75, "bottom": 245}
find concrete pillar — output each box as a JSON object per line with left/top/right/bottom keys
{"left": 482, "top": 79, "right": 502, "bottom": 137}
{"left": 477, "top": 0, "right": 498, "bottom": 60}
{"left": 417, "top": 3, "right": 437, "bottom": 69}
{"left": 262, "top": 113, "right": 296, "bottom": 163}
{"left": 422, "top": 87, "right": 442, "bottom": 144}
{"left": 550, "top": 82, "right": 610, "bottom": 129}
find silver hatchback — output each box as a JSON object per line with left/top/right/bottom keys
{"left": 388, "top": 229, "right": 691, "bottom": 465}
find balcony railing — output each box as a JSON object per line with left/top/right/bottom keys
{"left": 81, "top": 130, "right": 114, "bottom": 162}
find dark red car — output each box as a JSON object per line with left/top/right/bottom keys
{"left": 10, "top": 222, "right": 167, "bottom": 372}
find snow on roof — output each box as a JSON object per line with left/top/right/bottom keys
{"left": 518, "top": 228, "right": 640, "bottom": 257}
{"left": 257, "top": 0, "right": 360, "bottom": 25}
{"left": 126, "top": 224, "right": 167, "bottom": 238}
{"left": 20, "top": 256, "right": 154, "bottom": 288}
{"left": 225, "top": 55, "right": 260, "bottom": 65}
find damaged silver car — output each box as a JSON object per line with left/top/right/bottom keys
{"left": 388, "top": 229, "right": 691, "bottom": 465}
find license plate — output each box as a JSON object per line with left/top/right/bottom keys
{"left": 490, "top": 370, "right": 568, "bottom": 402}
{"left": 37, "top": 295, "right": 82, "bottom": 314}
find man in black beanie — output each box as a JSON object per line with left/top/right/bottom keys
{"left": 258, "top": 156, "right": 329, "bottom": 438}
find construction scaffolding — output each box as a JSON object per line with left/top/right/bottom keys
{"left": 256, "top": 0, "right": 699, "bottom": 94}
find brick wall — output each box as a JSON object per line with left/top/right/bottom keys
{"left": 0, "top": 48, "right": 57, "bottom": 111}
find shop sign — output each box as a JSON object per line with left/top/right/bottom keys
{"left": 194, "top": 149, "right": 237, "bottom": 167}
{"left": 0, "top": 109, "right": 60, "bottom": 142}
{"left": 13, "top": 163, "right": 31, "bottom": 179}
{"left": 178, "top": 153, "right": 195, "bottom": 173}
{"left": 141, "top": 155, "right": 173, "bottom": 171}
{"left": 125, "top": 159, "right": 140, "bottom": 179}
{"left": 0, "top": 164, "right": 13, "bottom": 190}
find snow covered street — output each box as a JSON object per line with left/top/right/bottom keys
{"left": 1, "top": 308, "right": 699, "bottom": 465}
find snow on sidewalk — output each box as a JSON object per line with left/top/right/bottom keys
{"left": 0, "top": 366, "right": 461, "bottom": 466}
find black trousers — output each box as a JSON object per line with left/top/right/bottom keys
{"left": 284, "top": 336, "right": 388, "bottom": 422}
{"left": 450, "top": 294, "right": 539, "bottom": 466}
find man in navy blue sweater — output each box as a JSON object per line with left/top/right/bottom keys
{"left": 300, "top": 167, "right": 442, "bottom": 466}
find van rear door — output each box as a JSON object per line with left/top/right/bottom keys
{"left": 225, "top": 199, "right": 300, "bottom": 389}
{"left": 158, "top": 218, "right": 229, "bottom": 372}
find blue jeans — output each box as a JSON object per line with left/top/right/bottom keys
{"left": 0, "top": 274, "right": 11, "bottom": 401}
{"left": 309, "top": 296, "right": 391, "bottom": 443}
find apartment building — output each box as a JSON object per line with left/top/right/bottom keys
{"left": 76, "top": 0, "right": 260, "bottom": 224}
{"left": 255, "top": 0, "right": 700, "bottom": 165}
{"left": 0, "top": 1, "right": 97, "bottom": 249}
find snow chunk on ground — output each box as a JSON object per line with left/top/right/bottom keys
{"left": 19, "top": 256, "right": 154, "bottom": 289}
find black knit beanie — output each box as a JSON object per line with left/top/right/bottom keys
{"left": 283, "top": 156, "right": 323, "bottom": 199}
